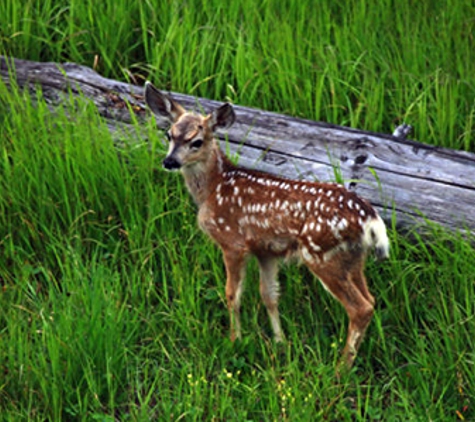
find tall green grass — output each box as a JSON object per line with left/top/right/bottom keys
{"left": 1, "top": 75, "right": 474, "bottom": 421}
{"left": 1, "top": 0, "right": 475, "bottom": 420}
{"left": 1, "top": 0, "right": 475, "bottom": 151}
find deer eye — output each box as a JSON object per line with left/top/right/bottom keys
{"left": 190, "top": 139, "right": 203, "bottom": 150}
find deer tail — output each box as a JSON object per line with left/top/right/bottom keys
{"left": 362, "top": 214, "right": 390, "bottom": 260}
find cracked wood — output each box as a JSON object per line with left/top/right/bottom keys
{"left": 1, "top": 55, "right": 474, "bottom": 235}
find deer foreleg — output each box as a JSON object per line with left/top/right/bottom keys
{"left": 223, "top": 250, "right": 247, "bottom": 341}
{"left": 257, "top": 255, "right": 284, "bottom": 342}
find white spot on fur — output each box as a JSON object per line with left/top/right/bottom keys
{"left": 337, "top": 218, "right": 348, "bottom": 231}
{"left": 301, "top": 246, "right": 313, "bottom": 263}
{"left": 331, "top": 227, "right": 343, "bottom": 240}
{"left": 308, "top": 237, "right": 322, "bottom": 252}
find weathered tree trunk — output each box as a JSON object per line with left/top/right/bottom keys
{"left": 2, "top": 55, "right": 474, "bottom": 235}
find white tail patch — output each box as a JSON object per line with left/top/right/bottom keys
{"left": 362, "top": 215, "right": 390, "bottom": 260}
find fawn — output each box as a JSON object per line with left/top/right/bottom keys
{"left": 145, "top": 82, "right": 390, "bottom": 368}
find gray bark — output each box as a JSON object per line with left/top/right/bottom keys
{"left": 2, "top": 55, "right": 474, "bottom": 235}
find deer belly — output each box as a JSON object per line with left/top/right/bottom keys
{"left": 258, "top": 237, "right": 299, "bottom": 258}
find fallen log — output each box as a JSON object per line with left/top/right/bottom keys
{"left": 1, "top": 55, "right": 474, "bottom": 235}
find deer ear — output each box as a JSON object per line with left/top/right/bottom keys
{"left": 144, "top": 81, "right": 185, "bottom": 123}
{"left": 208, "top": 103, "right": 236, "bottom": 130}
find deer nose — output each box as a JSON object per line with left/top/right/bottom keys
{"left": 163, "top": 156, "right": 181, "bottom": 171}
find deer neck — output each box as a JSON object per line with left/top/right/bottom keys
{"left": 181, "top": 142, "right": 231, "bottom": 206}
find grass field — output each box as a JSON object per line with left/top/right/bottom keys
{"left": 1, "top": 0, "right": 475, "bottom": 420}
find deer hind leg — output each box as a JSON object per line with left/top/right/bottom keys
{"left": 257, "top": 255, "right": 284, "bottom": 342}
{"left": 223, "top": 250, "right": 247, "bottom": 341}
{"left": 306, "top": 251, "right": 374, "bottom": 368}
{"left": 350, "top": 261, "right": 375, "bottom": 306}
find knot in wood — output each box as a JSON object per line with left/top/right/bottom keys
{"left": 263, "top": 151, "right": 287, "bottom": 166}
{"left": 349, "top": 137, "right": 375, "bottom": 151}
{"left": 344, "top": 137, "right": 375, "bottom": 170}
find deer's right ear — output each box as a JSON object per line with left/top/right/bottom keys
{"left": 145, "top": 82, "right": 185, "bottom": 123}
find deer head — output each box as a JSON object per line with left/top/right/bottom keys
{"left": 145, "top": 81, "right": 235, "bottom": 172}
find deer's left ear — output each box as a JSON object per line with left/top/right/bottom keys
{"left": 208, "top": 103, "right": 236, "bottom": 130}
{"left": 145, "top": 81, "right": 185, "bottom": 123}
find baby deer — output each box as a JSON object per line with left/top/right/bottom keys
{"left": 145, "top": 82, "right": 389, "bottom": 368}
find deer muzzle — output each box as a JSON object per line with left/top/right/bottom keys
{"left": 163, "top": 155, "right": 182, "bottom": 171}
